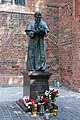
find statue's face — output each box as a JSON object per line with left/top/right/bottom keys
{"left": 35, "top": 14, "right": 42, "bottom": 23}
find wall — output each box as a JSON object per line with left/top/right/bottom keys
{"left": 33, "top": 0, "right": 61, "bottom": 83}
{"left": 0, "top": 4, "right": 34, "bottom": 86}
{"left": 0, "top": 0, "right": 80, "bottom": 92}
{"left": 0, "top": 1, "right": 60, "bottom": 86}
{"left": 58, "top": 2, "right": 73, "bottom": 88}
{"left": 58, "top": 0, "right": 80, "bottom": 92}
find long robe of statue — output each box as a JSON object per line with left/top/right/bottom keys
{"left": 25, "top": 11, "right": 49, "bottom": 71}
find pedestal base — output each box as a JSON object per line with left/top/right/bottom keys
{"left": 16, "top": 99, "right": 28, "bottom": 112}
{"left": 22, "top": 71, "right": 52, "bottom": 99}
{"left": 22, "top": 72, "right": 30, "bottom": 97}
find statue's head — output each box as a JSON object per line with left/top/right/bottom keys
{"left": 34, "top": 11, "right": 42, "bottom": 23}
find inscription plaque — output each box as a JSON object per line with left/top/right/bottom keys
{"left": 29, "top": 71, "right": 52, "bottom": 99}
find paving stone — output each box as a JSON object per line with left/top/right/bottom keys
{"left": 0, "top": 86, "right": 80, "bottom": 120}
{"left": 12, "top": 118, "right": 21, "bottom": 120}
{"left": 5, "top": 118, "right": 12, "bottom": 120}
{"left": 20, "top": 116, "right": 31, "bottom": 120}
{"left": 0, "top": 118, "right": 6, "bottom": 120}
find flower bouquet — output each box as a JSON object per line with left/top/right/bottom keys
{"left": 23, "top": 89, "right": 59, "bottom": 116}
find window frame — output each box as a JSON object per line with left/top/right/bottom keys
{"left": 1, "top": 0, "right": 25, "bottom": 6}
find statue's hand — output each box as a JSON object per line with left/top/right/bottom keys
{"left": 39, "top": 28, "right": 45, "bottom": 32}
{"left": 34, "top": 30, "right": 39, "bottom": 34}
{"left": 29, "top": 31, "right": 35, "bottom": 38}
{"left": 39, "top": 28, "right": 46, "bottom": 35}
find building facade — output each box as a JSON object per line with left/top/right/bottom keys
{"left": 0, "top": 0, "right": 80, "bottom": 92}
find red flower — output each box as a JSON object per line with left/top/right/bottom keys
{"left": 30, "top": 98, "right": 36, "bottom": 105}
{"left": 54, "top": 90, "right": 58, "bottom": 94}
{"left": 25, "top": 99, "right": 29, "bottom": 103}
{"left": 55, "top": 90, "right": 58, "bottom": 94}
{"left": 43, "top": 98, "right": 49, "bottom": 103}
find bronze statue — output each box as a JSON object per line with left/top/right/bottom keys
{"left": 25, "top": 11, "right": 49, "bottom": 71}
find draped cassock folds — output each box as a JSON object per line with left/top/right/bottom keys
{"left": 25, "top": 20, "right": 49, "bottom": 71}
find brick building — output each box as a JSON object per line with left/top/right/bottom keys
{"left": 0, "top": 0, "right": 80, "bottom": 92}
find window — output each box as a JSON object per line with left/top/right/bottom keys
{"left": 14, "top": 0, "right": 25, "bottom": 6}
{"left": 1, "top": 0, "right": 25, "bottom": 6}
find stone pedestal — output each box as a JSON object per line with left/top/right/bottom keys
{"left": 22, "top": 71, "right": 52, "bottom": 99}
{"left": 22, "top": 71, "right": 30, "bottom": 97}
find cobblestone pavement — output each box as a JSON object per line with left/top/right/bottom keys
{"left": 0, "top": 86, "right": 80, "bottom": 120}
